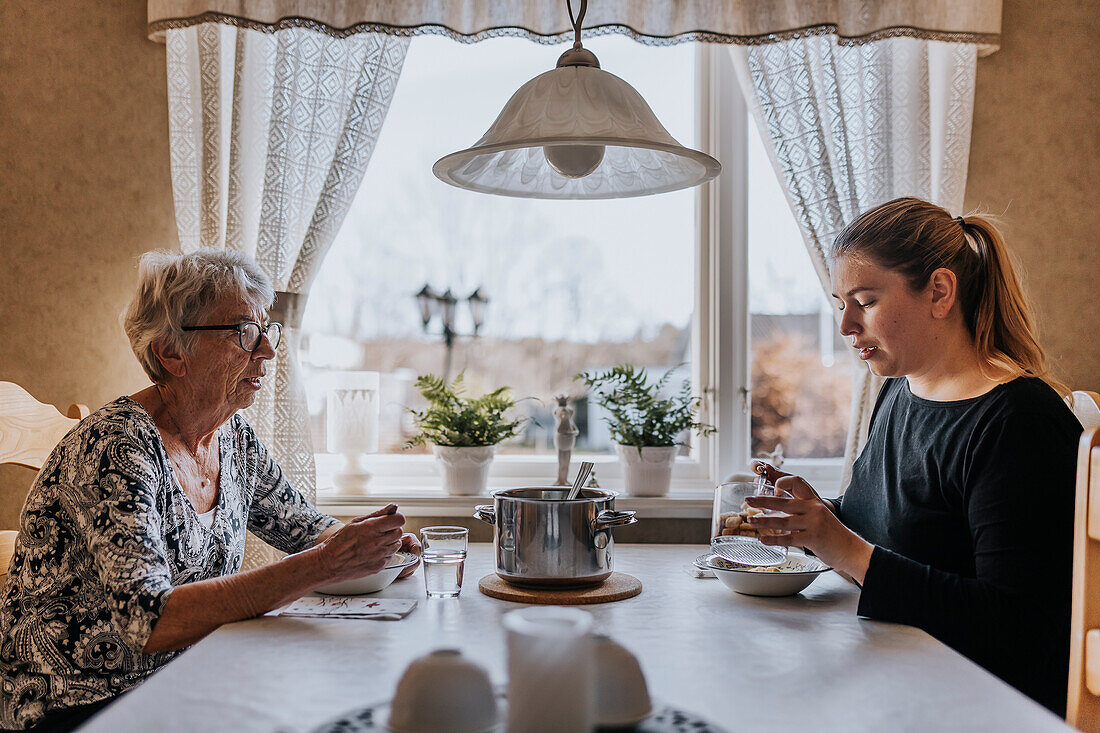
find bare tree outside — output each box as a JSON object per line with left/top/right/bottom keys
{"left": 300, "top": 34, "right": 855, "bottom": 472}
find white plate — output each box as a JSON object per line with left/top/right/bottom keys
{"left": 696, "top": 551, "right": 827, "bottom": 574}
{"left": 309, "top": 696, "right": 725, "bottom": 733}
{"left": 315, "top": 552, "right": 419, "bottom": 596}
{"left": 382, "top": 694, "right": 505, "bottom": 733}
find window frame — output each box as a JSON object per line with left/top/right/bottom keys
{"left": 314, "top": 43, "right": 844, "bottom": 513}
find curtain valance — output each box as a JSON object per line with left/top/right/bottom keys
{"left": 149, "top": 1, "right": 1001, "bottom": 55}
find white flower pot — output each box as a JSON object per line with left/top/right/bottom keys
{"left": 433, "top": 445, "right": 497, "bottom": 496}
{"left": 615, "top": 444, "right": 678, "bottom": 497}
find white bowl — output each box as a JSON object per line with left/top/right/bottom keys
{"left": 314, "top": 552, "right": 418, "bottom": 595}
{"left": 702, "top": 549, "right": 830, "bottom": 597}
{"left": 388, "top": 649, "right": 501, "bottom": 733}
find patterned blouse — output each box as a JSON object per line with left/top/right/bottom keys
{"left": 0, "top": 397, "right": 338, "bottom": 729}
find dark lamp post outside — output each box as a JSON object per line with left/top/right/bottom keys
{"left": 416, "top": 284, "right": 489, "bottom": 378}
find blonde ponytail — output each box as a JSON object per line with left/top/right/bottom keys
{"left": 829, "top": 197, "right": 1067, "bottom": 396}
{"left": 962, "top": 215, "right": 1068, "bottom": 396}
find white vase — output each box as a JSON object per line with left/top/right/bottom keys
{"left": 615, "top": 444, "right": 678, "bottom": 496}
{"left": 433, "top": 445, "right": 497, "bottom": 495}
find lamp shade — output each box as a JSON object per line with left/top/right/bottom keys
{"left": 467, "top": 286, "right": 488, "bottom": 332}
{"left": 440, "top": 289, "right": 458, "bottom": 330}
{"left": 433, "top": 65, "right": 720, "bottom": 200}
{"left": 415, "top": 284, "right": 436, "bottom": 327}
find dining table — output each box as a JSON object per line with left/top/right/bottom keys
{"left": 79, "top": 544, "right": 1072, "bottom": 733}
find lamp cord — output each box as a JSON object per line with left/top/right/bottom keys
{"left": 566, "top": 0, "right": 587, "bottom": 48}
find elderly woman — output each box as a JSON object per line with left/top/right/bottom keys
{"left": 0, "top": 249, "right": 419, "bottom": 731}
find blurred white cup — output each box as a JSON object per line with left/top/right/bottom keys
{"left": 387, "top": 648, "right": 499, "bottom": 733}
{"left": 503, "top": 606, "right": 594, "bottom": 732}
{"left": 594, "top": 635, "right": 652, "bottom": 727}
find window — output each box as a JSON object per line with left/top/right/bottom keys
{"left": 301, "top": 37, "right": 850, "bottom": 498}
{"left": 747, "top": 117, "right": 856, "bottom": 473}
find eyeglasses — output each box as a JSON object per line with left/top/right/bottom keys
{"left": 182, "top": 321, "right": 282, "bottom": 352}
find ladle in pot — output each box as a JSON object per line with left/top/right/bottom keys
{"left": 565, "top": 461, "right": 594, "bottom": 500}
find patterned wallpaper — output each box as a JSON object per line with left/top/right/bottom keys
{"left": 964, "top": 0, "right": 1100, "bottom": 393}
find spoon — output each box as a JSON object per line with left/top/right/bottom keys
{"left": 565, "top": 461, "right": 594, "bottom": 500}
{"left": 754, "top": 462, "right": 770, "bottom": 492}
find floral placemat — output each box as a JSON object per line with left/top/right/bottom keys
{"left": 308, "top": 700, "right": 728, "bottom": 732}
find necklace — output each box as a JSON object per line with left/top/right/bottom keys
{"left": 156, "top": 386, "right": 215, "bottom": 489}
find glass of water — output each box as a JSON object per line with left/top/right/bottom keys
{"left": 421, "top": 526, "right": 469, "bottom": 598}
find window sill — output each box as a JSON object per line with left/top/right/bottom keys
{"left": 317, "top": 488, "right": 715, "bottom": 519}
{"left": 314, "top": 458, "right": 843, "bottom": 520}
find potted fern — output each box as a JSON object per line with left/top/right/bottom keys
{"left": 577, "top": 364, "right": 715, "bottom": 496}
{"left": 406, "top": 373, "right": 525, "bottom": 495}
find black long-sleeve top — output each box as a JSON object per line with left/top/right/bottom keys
{"left": 837, "top": 377, "right": 1081, "bottom": 715}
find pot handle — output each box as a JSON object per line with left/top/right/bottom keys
{"left": 594, "top": 509, "right": 637, "bottom": 530}
{"left": 473, "top": 504, "right": 496, "bottom": 525}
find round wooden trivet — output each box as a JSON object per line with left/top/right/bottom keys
{"left": 477, "top": 572, "right": 642, "bottom": 605}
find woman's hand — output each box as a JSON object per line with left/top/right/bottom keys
{"left": 314, "top": 504, "right": 406, "bottom": 584}
{"left": 745, "top": 462, "right": 874, "bottom": 585}
{"left": 146, "top": 505, "right": 413, "bottom": 653}
{"left": 396, "top": 532, "right": 422, "bottom": 579}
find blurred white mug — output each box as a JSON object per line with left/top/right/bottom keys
{"left": 503, "top": 606, "right": 594, "bottom": 732}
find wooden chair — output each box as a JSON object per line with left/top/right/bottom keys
{"left": 1070, "top": 391, "right": 1100, "bottom": 431}
{"left": 1068, "top": 426, "right": 1100, "bottom": 729}
{"left": 0, "top": 382, "right": 89, "bottom": 579}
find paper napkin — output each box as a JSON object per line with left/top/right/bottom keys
{"left": 271, "top": 596, "right": 418, "bottom": 621}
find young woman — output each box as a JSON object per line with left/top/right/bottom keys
{"left": 746, "top": 197, "right": 1082, "bottom": 715}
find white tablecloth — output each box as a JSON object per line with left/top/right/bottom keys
{"left": 80, "top": 544, "right": 1071, "bottom": 732}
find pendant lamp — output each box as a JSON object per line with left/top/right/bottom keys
{"left": 433, "top": 0, "right": 721, "bottom": 200}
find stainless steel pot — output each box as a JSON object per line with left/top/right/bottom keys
{"left": 474, "top": 487, "right": 637, "bottom": 588}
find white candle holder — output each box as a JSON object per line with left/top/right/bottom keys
{"left": 326, "top": 371, "right": 380, "bottom": 494}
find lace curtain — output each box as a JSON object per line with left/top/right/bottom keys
{"left": 729, "top": 36, "right": 977, "bottom": 487}
{"left": 166, "top": 24, "right": 408, "bottom": 566}
{"left": 157, "top": 3, "right": 994, "bottom": 519}
{"left": 148, "top": 1, "right": 1001, "bottom": 50}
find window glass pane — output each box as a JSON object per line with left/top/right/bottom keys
{"left": 747, "top": 115, "right": 853, "bottom": 459}
{"left": 301, "top": 36, "right": 698, "bottom": 460}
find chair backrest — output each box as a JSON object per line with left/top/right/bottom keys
{"left": 0, "top": 530, "right": 15, "bottom": 581}
{"left": 0, "top": 381, "right": 88, "bottom": 471}
{"left": 0, "top": 381, "right": 89, "bottom": 579}
{"left": 1069, "top": 391, "right": 1100, "bottom": 431}
{"left": 1068, "top": 427, "right": 1100, "bottom": 729}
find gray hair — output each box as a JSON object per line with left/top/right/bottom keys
{"left": 123, "top": 248, "right": 275, "bottom": 383}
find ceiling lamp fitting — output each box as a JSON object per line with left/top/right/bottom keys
{"left": 433, "top": 0, "right": 721, "bottom": 200}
